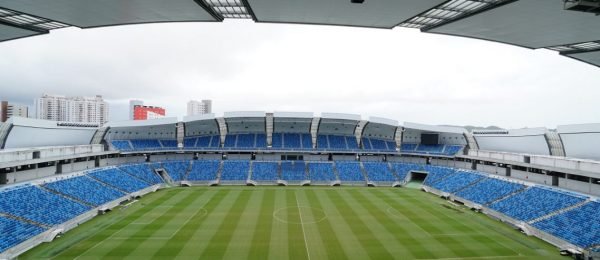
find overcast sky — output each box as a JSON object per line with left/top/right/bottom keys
{"left": 0, "top": 20, "right": 599, "bottom": 129}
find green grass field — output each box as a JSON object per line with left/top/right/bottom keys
{"left": 22, "top": 186, "right": 566, "bottom": 259}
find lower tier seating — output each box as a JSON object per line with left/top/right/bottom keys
{"left": 118, "top": 164, "right": 163, "bottom": 185}
{"left": 161, "top": 161, "right": 189, "bottom": 181}
{"left": 0, "top": 216, "right": 46, "bottom": 252}
{"left": 362, "top": 162, "right": 396, "bottom": 182}
{"left": 281, "top": 161, "right": 307, "bottom": 181}
{"left": 430, "top": 171, "right": 485, "bottom": 193}
{"left": 187, "top": 160, "right": 220, "bottom": 181}
{"left": 533, "top": 201, "right": 600, "bottom": 249}
{"left": 423, "top": 166, "right": 457, "bottom": 186}
{"left": 251, "top": 162, "right": 279, "bottom": 181}
{"left": 308, "top": 162, "right": 337, "bottom": 182}
{"left": 0, "top": 185, "right": 90, "bottom": 226}
{"left": 390, "top": 163, "right": 423, "bottom": 182}
{"left": 455, "top": 178, "right": 525, "bottom": 205}
{"left": 489, "top": 187, "right": 586, "bottom": 222}
{"left": 220, "top": 161, "right": 250, "bottom": 181}
{"left": 44, "top": 176, "right": 125, "bottom": 206}
{"left": 89, "top": 168, "right": 150, "bottom": 193}
{"left": 335, "top": 162, "right": 365, "bottom": 182}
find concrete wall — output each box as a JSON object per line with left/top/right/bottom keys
{"left": 150, "top": 154, "right": 194, "bottom": 162}
{"left": 511, "top": 169, "right": 552, "bottom": 185}
{"left": 5, "top": 166, "right": 56, "bottom": 184}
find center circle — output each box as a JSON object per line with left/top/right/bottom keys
{"left": 273, "top": 206, "right": 327, "bottom": 224}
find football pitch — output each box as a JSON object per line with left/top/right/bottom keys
{"left": 22, "top": 186, "right": 566, "bottom": 259}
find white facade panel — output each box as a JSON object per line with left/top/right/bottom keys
{"left": 559, "top": 133, "right": 600, "bottom": 161}
{"left": 4, "top": 126, "right": 95, "bottom": 149}
{"left": 475, "top": 135, "right": 550, "bottom": 155}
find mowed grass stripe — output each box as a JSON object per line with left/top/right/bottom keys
{"left": 295, "top": 190, "right": 328, "bottom": 260}
{"left": 56, "top": 189, "right": 181, "bottom": 259}
{"left": 222, "top": 190, "right": 265, "bottom": 259}
{"left": 339, "top": 189, "right": 416, "bottom": 258}
{"left": 104, "top": 190, "right": 203, "bottom": 258}
{"left": 248, "top": 189, "right": 276, "bottom": 259}
{"left": 174, "top": 189, "right": 245, "bottom": 258}
{"left": 150, "top": 189, "right": 228, "bottom": 259}
{"left": 269, "top": 189, "right": 289, "bottom": 259}
{"left": 354, "top": 189, "right": 440, "bottom": 259}
{"left": 328, "top": 189, "right": 394, "bottom": 259}
{"left": 364, "top": 189, "right": 457, "bottom": 259}
{"left": 125, "top": 191, "right": 211, "bottom": 258}
{"left": 305, "top": 189, "right": 348, "bottom": 260}
{"left": 376, "top": 189, "right": 509, "bottom": 258}
{"left": 286, "top": 191, "right": 309, "bottom": 260}
{"left": 314, "top": 189, "right": 370, "bottom": 260}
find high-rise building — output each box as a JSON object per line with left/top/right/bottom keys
{"left": 129, "top": 100, "right": 143, "bottom": 120}
{"left": 187, "top": 100, "right": 212, "bottom": 116}
{"left": 133, "top": 105, "right": 165, "bottom": 120}
{"left": 35, "top": 94, "right": 109, "bottom": 124}
{"left": 0, "top": 101, "right": 28, "bottom": 122}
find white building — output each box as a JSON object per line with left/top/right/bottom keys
{"left": 129, "top": 99, "right": 143, "bottom": 120}
{"left": 187, "top": 100, "right": 212, "bottom": 116}
{"left": 35, "top": 94, "right": 109, "bottom": 124}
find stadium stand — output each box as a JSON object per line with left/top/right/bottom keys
{"left": 346, "top": 136, "right": 359, "bottom": 149}
{"left": 362, "top": 162, "right": 396, "bottom": 182}
{"left": 301, "top": 134, "right": 312, "bottom": 149}
{"left": 118, "top": 164, "right": 163, "bottom": 185}
{"left": 489, "top": 187, "right": 587, "bottom": 222}
{"left": 224, "top": 134, "right": 266, "bottom": 149}
{"left": 271, "top": 133, "right": 283, "bottom": 148}
{"left": 0, "top": 216, "right": 46, "bottom": 253}
{"left": 88, "top": 168, "right": 150, "bottom": 193}
{"left": 220, "top": 160, "right": 250, "bottom": 181}
{"left": 111, "top": 140, "right": 132, "bottom": 151}
{"left": 363, "top": 138, "right": 395, "bottom": 151}
{"left": 159, "top": 140, "right": 178, "bottom": 148}
{"left": 0, "top": 185, "right": 90, "bottom": 226}
{"left": 429, "top": 171, "right": 485, "bottom": 193}
{"left": 184, "top": 137, "right": 197, "bottom": 147}
{"left": 317, "top": 135, "right": 329, "bottom": 149}
{"left": 236, "top": 134, "right": 256, "bottom": 148}
{"left": 161, "top": 161, "right": 189, "bottom": 181}
{"left": 533, "top": 201, "right": 600, "bottom": 249}
{"left": 390, "top": 162, "right": 423, "bottom": 182}
{"left": 251, "top": 162, "right": 279, "bottom": 181}
{"left": 416, "top": 144, "right": 445, "bottom": 154}
{"left": 184, "top": 135, "right": 220, "bottom": 149}
{"left": 283, "top": 133, "right": 301, "bottom": 148}
{"left": 400, "top": 143, "right": 417, "bottom": 152}
{"left": 281, "top": 161, "right": 307, "bottom": 181}
{"left": 187, "top": 160, "right": 220, "bottom": 181}
{"left": 444, "top": 145, "right": 463, "bottom": 155}
{"left": 43, "top": 176, "right": 125, "bottom": 206}
{"left": 307, "top": 162, "right": 337, "bottom": 182}
{"left": 130, "top": 139, "right": 162, "bottom": 150}
{"left": 422, "top": 166, "right": 457, "bottom": 186}
{"left": 328, "top": 135, "right": 347, "bottom": 150}
{"left": 335, "top": 162, "right": 365, "bottom": 182}
{"left": 455, "top": 178, "right": 526, "bottom": 205}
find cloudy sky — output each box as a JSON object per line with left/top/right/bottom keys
{"left": 0, "top": 20, "right": 599, "bottom": 129}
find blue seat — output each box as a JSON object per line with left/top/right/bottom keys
{"left": 118, "top": 164, "right": 163, "bottom": 185}
{"left": 533, "top": 201, "right": 600, "bottom": 248}
{"left": 335, "top": 162, "right": 365, "bottom": 182}
{"left": 0, "top": 216, "right": 46, "bottom": 252}
{"left": 363, "top": 162, "right": 396, "bottom": 182}
{"left": 251, "top": 162, "right": 279, "bottom": 181}
{"left": 188, "top": 160, "right": 220, "bottom": 181}
{"left": 44, "top": 176, "right": 125, "bottom": 206}
{"left": 89, "top": 168, "right": 150, "bottom": 193}
{"left": 455, "top": 178, "right": 525, "bottom": 205}
{"left": 281, "top": 161, "right": 306, "bottom": 181}
{"left": 161, "top": 161, "right": 189, "bottom": 181}
{"left": 308, "top": 162, "right": 337, "bottom": 181}
{"left": 220, "top": 161, "right": 250, "bottom": 181}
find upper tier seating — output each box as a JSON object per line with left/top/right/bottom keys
{"left": 423, "top": 166, "right": 457, "bottom": 186}
{"left": 130, "top": 139, "right": 162, "bottom": 150}
{"left": 390, "top": 163, "right": 423, "bottom": 182}
{"left": 308, "top": 162, "right": 337, "bottom": 182}
{"left": 281, "top": 161, "right": 307, "bottom": 181}
{"left": 533, "top": 201, "right": 600, "bottom": 249}
{"left": 430, "top": 171, "right": 485, "bottom": 193}
{"left": 455, "top": 178, "right": 525, "bottom": 205}
{"left": 0, "top": 185, "right": 90, "bottom": 226}
{"left": 118, "top": 164, "right": 163, "bottom": 185}
{"left": 224, "top": 134, "right": 267, "bottom": 149}
{"left": 220, "top": 161, "right": 250, "bottom": 181}
{"left": 272, "top": 133, "right": 283, "bottom": 148}
{"left": 283, "top": 133, "right": 301, "bottom": 148}
{"left": 190, "top": 135, "right": 221, "bottom": 148}
{"left": 161, "top": 161, "right": 189, "bottom": 181}
{"left": 416, "top": 144, "right": 445, "bottom": 154}
{"left": 489, "top": 187, "right": 586, "bottom": 222}
{"left": 301, "top": 134, "right": 312, "bottom": 149}
{"left": 335, "top": 162, "right": 365, "bottom": 182}
{"left": 187, "top": 160, "right": 220, "bottom": 181}
{"left": 88, "top": 168, "right": 150, "bottom": 193}
{"left": 363, "top": 138, "right": 396, "bottom": 151}
{"left": 0, "top": 216, "right": 46, "bottom": 253}
{"left": 251, "top": 162, "right": 279, "bottom": 181}
{"left": 159, "top": 140, "right": 178, "bottom": 148}
{"left": 44, "top": 176, "right": 125, "bottom": 206}
{"left": 444, "top": 145, "right": 463, "bottom": 155}
{"left": 111, "top": 140, "right": 132, "bottom": 151}
{"left": 363, "top": 162, "right": 396, "bottom": 182}
{"left": 317, "top": 135, "right": 357, "bottom": 150}
{"left": 400, "top": 143, "right": 417, "bottom": 152}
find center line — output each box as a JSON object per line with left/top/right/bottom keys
{"left": 296, "top": 192, "right": 311, "bottom": 260}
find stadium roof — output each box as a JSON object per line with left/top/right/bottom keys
{"left": 0, "top": 1, "right": 598, "bottom": 67}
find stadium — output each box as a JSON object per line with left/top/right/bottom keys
{"left": 1, "top": 1, "right": 600, "bottom": 260}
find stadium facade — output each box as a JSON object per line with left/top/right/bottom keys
{"left": 0, "top": 112, "right": 599, "bottom": 258}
